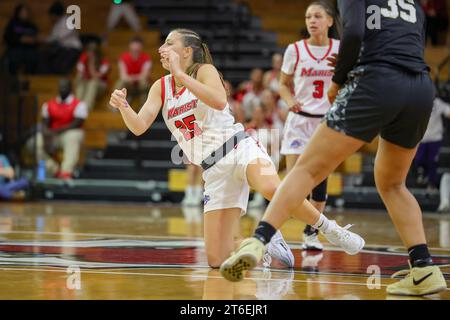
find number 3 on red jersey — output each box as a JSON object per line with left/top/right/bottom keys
{"left": 175, "top": 114, "right": 202, "bottom": 141}
{"left": 312, "top": 80, "right": 324, "bottom": 99}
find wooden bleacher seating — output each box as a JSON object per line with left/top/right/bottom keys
{"left": 3, "top": 0, "right": 449, "bottom": 158}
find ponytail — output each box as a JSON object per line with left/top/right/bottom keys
{"left": 174, "top": 28, "right": 228, "bottom": 94}
{"left": 201, "top": 42, "right": 213, "bottom": 64}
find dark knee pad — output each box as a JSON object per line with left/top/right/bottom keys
{"left": 311, "top": 178, "right": 328, "bottom": 202}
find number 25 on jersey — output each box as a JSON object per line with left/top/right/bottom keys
{"left": 175, "top": 115, "right": 202, "bottom": 141}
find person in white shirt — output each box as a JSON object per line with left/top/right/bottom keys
{"left": 40, "top": 1, "right": 82, "bottom": 74}
{"left": 279, "top": 1, "right": 340, "bottom": 251}
{"left": 109, "top": 28, "right": 363, "bottom": 270}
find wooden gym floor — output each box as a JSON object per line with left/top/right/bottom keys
{"left": 0, "top": 202, "right": 448, "bottom": 300}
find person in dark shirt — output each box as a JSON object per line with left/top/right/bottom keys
{"left": 220, "top": 0, "right": 447, "bottom": 297}
{"left": 3, "top": 4, "right": 39, "bottom": 74}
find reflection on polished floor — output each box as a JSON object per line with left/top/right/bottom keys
{"left": 0, "top": 202, "right": 449, "bottom": 300}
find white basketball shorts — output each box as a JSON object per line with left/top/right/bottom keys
{"left": 202, "top": 136, "right": 274, "bottom": 215}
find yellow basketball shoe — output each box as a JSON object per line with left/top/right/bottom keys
{"left": 220, "top": 237, "right": 266, "bottom": 282}
{"left": 387, "top": 262, "right": 448, "bottom": 296}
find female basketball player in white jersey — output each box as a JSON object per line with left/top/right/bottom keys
{"left": 110, "top": 28, "right": 363, "bottom": 270}
{"left": 280, "top": 1, "right": 339, "bottom": 251}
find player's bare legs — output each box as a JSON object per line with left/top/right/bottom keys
{"left": 220, "top": 129, "right": 366, "bottom": 281}
{"left": 246, "top": 158, "right": 321, "bottom": 226}
{"left": 286, "top": 154, "right": 325, "bottom": 251}
{"left": 286, "top": 155, "right": 325, "bottom": 212}
{"left": 374, "top": 138, "right": 426, "bottom": 247}
{"left": 376, "top": 138, "right": 447, "bottom": 295}
{"left": 204, "top": 208, "right": 241, "bottom": 268}
{"left": 284, "top": 155, "right": 299, "bottom": 174}
{"left": 263, "top": 124, "right": 364, "bottom": 229}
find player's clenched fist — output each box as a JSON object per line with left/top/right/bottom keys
{"left": 110, "top": 88, "right": 129, "bottom": 109}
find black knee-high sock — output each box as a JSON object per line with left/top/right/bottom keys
{"left": 303, "top": 224, "right": 318, "bottom": 236}
{"left": 408, "top": 244, "right": 433, "bottom": 267}
{"left": 253, "top": 221, "right": 277, "bottom": 245}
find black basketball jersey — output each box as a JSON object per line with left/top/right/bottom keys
{"left": 333, "top": 0, "right": 429, "bottom": 85}
{"left": 361, "top": 0, "right": 428, "bottom": 72}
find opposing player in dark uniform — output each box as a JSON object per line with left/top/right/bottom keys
{"left": 221, "top": 0, "right": 448, "bottom": 296}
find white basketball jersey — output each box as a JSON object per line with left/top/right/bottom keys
{"left": 161, "top": 75, "right": 244, "bottom": 165}
{"left": 281, "top": 39, "right": 340, "bottom": 115}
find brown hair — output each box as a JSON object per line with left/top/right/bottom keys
{"left": 172, "top": 28, "right": 228, "bottom": 94}
{"left": 307, "top": 0, "right": 342, "bottom": 39}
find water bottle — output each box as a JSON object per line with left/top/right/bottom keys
{"left": 37, "top": 160, "right": 46, "bottom": 182}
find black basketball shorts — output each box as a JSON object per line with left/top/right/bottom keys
{"left": 325, "top": 64, "right": 434, "bottom": 149}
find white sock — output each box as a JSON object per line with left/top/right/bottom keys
{"left": 184, "top": 185, "right": 194, "bottom": 198}
{"left": 252, "top": 192, "right": 264, "bottom": 202}
{"left": 312, "top": 213, "right": 331, "bottom": 233}
{"left": 194, "top": 185, "right": 203, "bottom": 200}
{"left": 440, "top": 173, "right": 450, "bottom": 206}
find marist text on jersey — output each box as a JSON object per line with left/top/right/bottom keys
{"left": 300, "top": 68, "right": 334, "bottom": 77}
{"left": 168, "top": 99, "right": 199, "bottom": 120}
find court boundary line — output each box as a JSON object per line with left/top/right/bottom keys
{"left": 1, "top": 230, "right": 450, "bottom": 254}
{"left": 1, "top": 266, "right": 449, "bottom": 287}
{"left": 0, "top": 266, "right": 391, "bottom": 287}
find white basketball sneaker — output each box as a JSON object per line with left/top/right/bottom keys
{"left": 322, "top": 221, "right": 365, "bottom": 255}
{"left": 264, "top": 230, "right": 295, "bottom": 268}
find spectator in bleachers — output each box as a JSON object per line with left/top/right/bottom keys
{"left": 75, "top": 42, "right": 110, "bottom": 110}
{"left": 421, "top": 0, "right": 449, "bottom": 45}
{"left": 263, "top": 53, "right": 283, "bottom": 96}
{"left": 245, "top": 90, "right": 287, "bottom": 208}
{"left": 238, "top": 68, "right": 264, "bottom": 121}
{"left": 3, "top": 4, "right": 39, "bottom": 75}
{"left": 248, "top": 89, "right": 287, "bottom": 167}
{"left": 414, "top": 97, "right": 450, "bottom": 190}
{"left": 0, "top": 154, "right": 29, "bottom": 200}
{"left": 259, "top": 89, "right": 288, "bottom": 132}
{"left": 115, "top": 36, "right": 152, "bottom": 107}
{"left": 106, "top": 0, "right": 141, "bottom": 37}
{"left": 244, "top": 102, "right": 270, "bottom": 209}
{"left": 39, "top": 1, "right": 82, "bottom": 74}
{"left": 27, "top": 79, "right": 87, "bottom": 180}
{"left": 224, "top": 81, "right": 245, "bottom": 124}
